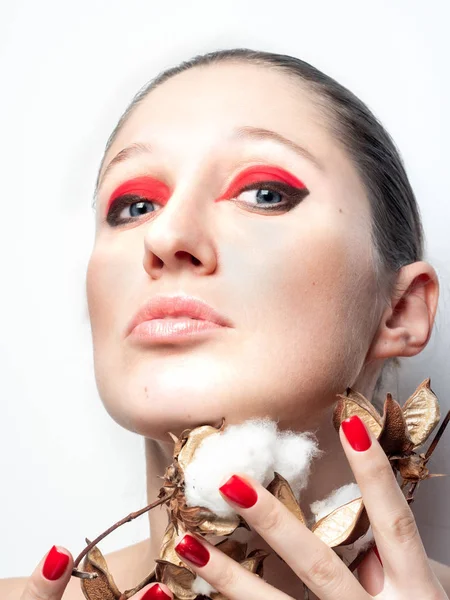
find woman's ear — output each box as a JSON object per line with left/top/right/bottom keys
{"left": 366, "top": 261, "right": 439, "bottom": 361}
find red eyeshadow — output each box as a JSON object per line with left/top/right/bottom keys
{"left": 105, "top": 166, "right": 307, "bottom": 215}
{"left": 217, "top": 165, "right": 307, "bottom": 201}
{"left": 107, "top": 176, "right": 171, "bottom": 212}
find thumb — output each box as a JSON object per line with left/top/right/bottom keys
{"left": 20, "top": 545, "right": 73, "bottom": 600}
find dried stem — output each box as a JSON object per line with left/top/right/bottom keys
{"left": 425, "top": 409, "right": 450, "bottom": 461}
{"left": 71, "top": 490, "right": 176, "bottom": 579}
{"left": 407, "top": 409, "right": 450, "bottom": 505}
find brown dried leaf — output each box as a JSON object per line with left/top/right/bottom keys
{"left": 397, "top": 453, "right": 431, "bottom": 482}
{"left": 333, "top": 389, "right": 383, "bottom": 438}
{"left": 311, "top": 497, "right": 370, "bottom": 547}
{"left": 155, "top": 559, "right": 197, "bottom": 600}
{"left": 178, "top": 502, "right": 221, "bottom": 532}
{"left": 80, "top": 539, "right": 122, "bottom": 600}
{"left": 402, "top": 378, "right": 441, "bottom": 448}
{"left": 215, "top": 538, "right": 248, "bottom": 562}
{"left": 266, "top": 472, "right": 307, "bottom": 525}
{"left": 196, "top": 513, "right": 241, "bottom": 536}
{"left": 240, "top": 548, "right": 270, "bottom": 576}
{"left": 159, "top": 520, "right": 196, "bottom": 575}
{"left": 378, "top": 393, "right": 414, "bottom": 455}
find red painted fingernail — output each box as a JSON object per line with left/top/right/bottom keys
{"left": 373, "top": 545, "right": 383, "bottom": 565}
{"left": 341, "top": 415, "right": 372, "bottom": 451}
{"left": 142, "top": 583, "right": 172, "bottom": 599}
{"left": 219, "top": 474, "right": 258, "bottom": 508}
{"left": 175, "top": 534, "right": 210, "bottom": 567}
{"left": 42, "top": 545, "right": 70, "bottom": 580}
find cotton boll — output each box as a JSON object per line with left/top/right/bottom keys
{"left": 310, "top": 482, "right": 361, "bottom": 522}
{"left": 183, "top": 418, "right": 322, "bottom": 518}
{"left": 191, "top": 574, "right": 218, "bottom": 596}
{"left": 183, "top": 418, "right": 279, "bottom": 518}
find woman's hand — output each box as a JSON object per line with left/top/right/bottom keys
{"left": 173, "top": 414, "right": 449, "bottom": 600}
{"left": 18, "top": 545, "right": 172, "bottom": 600}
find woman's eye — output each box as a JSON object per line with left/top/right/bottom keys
{"left": 233, "top": 181, "right": 309, "bottom": 212}
{"left": 105, "top": 181, "right": 309, "bottom": 227}
{"left": 105, "top": 194, "right": 161, "bottom": 226}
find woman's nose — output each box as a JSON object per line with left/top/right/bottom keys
{"left": 142, "top": 191, "right": 218, "bottom": 279}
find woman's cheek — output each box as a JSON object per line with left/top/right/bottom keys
{"left": 86, "top": 244, "right": 120, "bottom": 338}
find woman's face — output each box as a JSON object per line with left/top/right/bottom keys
{"left": 86, "top": 62, "right": 380, "bottom": 441}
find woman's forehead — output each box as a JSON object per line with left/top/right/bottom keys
{"left": 109, "top": 62, "right": 331, "bottom": 156}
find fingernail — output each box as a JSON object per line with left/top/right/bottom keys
{"left": 175, "top": 534, "right": 210, "bottom": 567}
{"left": 219, "top": 474, "right": 258, "bottom": 508}
{"left": 42, "top": 545, "right": 70, "bottom": 580}
{"left": 373, "top": 545, "right": 383, "bottom": 566}
{"left": 142, "top": 583, "right": 172, "bottom": 599}
{"left": 341, "top": 415, "right": 372, "bottom": 451}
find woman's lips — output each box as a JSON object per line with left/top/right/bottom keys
{"left": 128, "top": 316, "right": 227, "bottom": 345}
{"left": 125, "top": 294, "right": 234, "bottom": 345}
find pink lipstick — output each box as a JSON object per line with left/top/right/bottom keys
{"left": 126, "top": 294, "right": 233, "bottom": 345}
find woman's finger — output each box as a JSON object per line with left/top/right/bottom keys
{"left": 356, "top": 546, "right": 384, "bottom": 596}
{"left": 135, "top": 582, "right": 174, "bottom": 599}
{"left": 19, "top": 545, "right": 173, "bottom": 600}
{"left": 173, "top": 531, "right": 295, "bottom": 600}
{"left": 177, "top": 474, "right": 368, "bottom": 600}
{"left": 339, "top": 415, "right": 434, "bottom": 592}
{"left": 20, "top": 545, "right": 73, "bottom": 600}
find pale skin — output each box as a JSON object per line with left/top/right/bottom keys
{"left": 3, "top": 61, "right": 449, "bottom": 599}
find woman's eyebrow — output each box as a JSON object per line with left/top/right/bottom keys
{"left": 95, "top": 125, "right": 324, "bottom": 197}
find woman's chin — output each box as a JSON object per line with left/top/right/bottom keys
{"left": 102, "top": 388, "right": 229, "bottom": 440}
{"left": 132, "top": 412, "right": 226, "bottom": 442}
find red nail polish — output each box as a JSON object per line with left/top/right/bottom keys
{"left": 219, "top": 474, "right": 258, "bottom": 508}
{"left": 341, "top": 415, "right": 372, "bottom": 451}
{"left": 42, "top": 545, "right": 70, "bottom": 581}
{"left": 373, "top": 545, "right": 383, "bottom": 565}
{"left": 175, "top": 534, "right": 210, "bottom": 567}
{"left": 142, "top": 583, "right": 172, "bottom": 599}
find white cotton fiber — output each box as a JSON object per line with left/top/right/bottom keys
{"left": 309, "top": 482, "right": 361, "bottom": 522}
{"left": 191, "top": 574, "right": 218, "bottom": 596}
{"left": 183, "top": 417, "right": 324, "bottom": 518}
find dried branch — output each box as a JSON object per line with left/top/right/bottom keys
{"left": 71, "top": 491, "right": 176, "bottom": 579}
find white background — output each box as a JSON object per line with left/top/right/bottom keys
{"left": 0, "top": 0, "right": 449, "bottom": 578}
